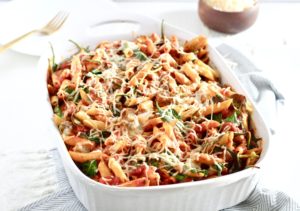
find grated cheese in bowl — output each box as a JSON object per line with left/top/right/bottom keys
{"left": 203, "top": 0, "right": 257, "bottom": 12}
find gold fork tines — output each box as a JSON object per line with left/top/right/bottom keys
{"left": 0, "top": 11, "right": 69, "bottom": 53}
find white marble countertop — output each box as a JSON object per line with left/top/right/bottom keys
{"left": 0, "top": 0, "right": 299, "bottom": 208}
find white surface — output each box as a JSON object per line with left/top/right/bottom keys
{"left": 0, "top": 0, "right": 299, "bottom": 209}
{"left": 0, "top": 0, "right": 117, "bottom": 55}
{"left": 0, "top": 150, "right": 58, "bottom": 210}
{"left": 37, "top": 11, "right": 270, "bottom": 210}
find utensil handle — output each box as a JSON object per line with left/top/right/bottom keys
{"left": 0, "top": 30, "right": 36, "bottom": 53}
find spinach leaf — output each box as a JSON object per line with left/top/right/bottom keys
{"left": 88, "top": 136, "right": 100, "bottom": 144}
{"left": 64, "top": 86, "right": 74, "bottom": 94}
{"left": 171, "top": 109, "right": 181, "bottom": 120}
{"left": 214, "top": 163, "right": 223, "bottom": 176}
{"left": 227, "top": 149, "right": 241, "bottom": 172}
{"left": 156, "top": 102, "right": 185, "bottom": 133}
{"left": 150, "top": 159, "right": 159, "bottom": 167}
{"left": 225, "top": 112, "right": 238, "bottom": 123}
{"left": 54, "top": 106, "right": 63, "bottom": 118}
{"left": 212, "top": 113, "right": 222, "bottom": 122}
{"left": 190, "top": 169, "right": 208, "bottom": 177}
{"left": 69, "top": 39, "right": 90, "bottom": 53}
{"left": 87, "top": 131, "right": 111, "bottom": 144}
{"left": 175, "top": 174, "right": 186, "bottom": 181}
{"left": 49, "top": 43, "right": 58, "bottom": 72}
{"left": 134, "top": 50, "right": 148, "bottom": 61}
{"left": 91, "top": 69, "right": 102, "bottom": 75}
{"left": 80, "top": 160, "right": 98, "bottom": 177}
{"left": 101, "top": 130, "right": 111, "bottom": 138}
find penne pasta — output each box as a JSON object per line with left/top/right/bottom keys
{"left": 194, "top": 59, "right": 219, "bottom": 81}
{"left": 69, "top": 151, "right": 102, "bottom": 163}
{"left": 98, "top": 160, "right": 113, "bottom": 177}
{"left": 183, "top": 35, "right": 207, "bottom": 52}
{"left": 108, "top": 157, "right": 129, "bottom": 183}
{"left": 48, "top": 33, "right": 262, "bottom": 187}
{"left": 200, "top": 99, "right": 233, "bottom": 117}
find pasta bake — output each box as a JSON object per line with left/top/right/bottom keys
{"left": 47, "top": 33, "right": 262, "bottom": 187}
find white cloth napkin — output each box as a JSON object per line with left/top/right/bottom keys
{"left": 2, "top": 44, "right": 293, "bottom": 211}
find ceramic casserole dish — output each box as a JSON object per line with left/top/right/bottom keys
{"left": 38, "top": 11, "right": 270, "bottom": 211}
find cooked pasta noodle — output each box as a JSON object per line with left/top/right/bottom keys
{"left": 47, "top": 34, "right": 263, "bottom": 187}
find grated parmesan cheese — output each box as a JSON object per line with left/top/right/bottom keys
{"left": 204, "top": 0, "right": 256, "bottom": 12}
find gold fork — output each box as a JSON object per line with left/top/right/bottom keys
{"left": 0, "top": 11, "right": 69, "bottom": 53}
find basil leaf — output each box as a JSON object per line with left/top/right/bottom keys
{"left": 80, "top": 160, "right": 98, "bottom": 177}
{"left": 135, "top": 51, "right": 148, "bottom": 61}
{"left": 54, "top": 106, "right": 63, "bottom": 118}
{"left": 175, "top": 174, "right": 186, "bottom": 181}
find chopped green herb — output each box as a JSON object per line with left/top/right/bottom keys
{"left": 91, "top": 69, "right": 102, "bottom": 75}
{"left": 49, "top": 43, "right": 58, "bottom": 72}
{"left": 227, "top": 149, "right": 241, "bottom": 172}
{"left": 225, "top": 112, "right": 238, "bottom": 123}
{"left": 190, "top": 169, "right": 208, "bottom": 177}
{"left": 156, "top": 102, "right": 181, "bottom": 121}
{"left": 199, "top": 169, "right": 208, "bottom": 177}
{"left": 212, "top": 113, "right": 222, "bottom": 122}
{"left": 80, "top": 160, "right": 98, "bottom": 177}
{"left": 88, "top": 136, "right": 100, "bottom": 144}
{"left": 69, "top": 39, "right": 90, "bottom": 53}
{"left": 150, "top": 160, "right": 159, "bottom": 167}
{"left": 156, "top": 102, "right": 185, "bottom": 133}
{"left": 101, "top": 130, "right": 111, "bottom": 138}
{"left": 112, "top": 107, "right": 120, "bottom": 117}
{"left": 171, "top": 109, "right": 181, "bottom": 120}
{"left": 134, "top": 50, "right": 148, "bottom": 61}
{"left": 175, "top": 174, "right": 186, "bottom": 181}
{"left": 64, "top": 86, "right": 74, "bottom": 94}
{"left": 73, "top": 91, "right": 81, "bottom": 103}
{"left": 83, "top": 86, "right": 89, "bottom": 93}
{"left": 214, "top": 163, "right": 223, "bottom": 176}
{"left": 54, "top": 106, "right": 63, "bottom": 118}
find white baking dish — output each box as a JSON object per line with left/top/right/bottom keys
{"left": 37, "top": 10, "right": 270, "bottom": 211}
